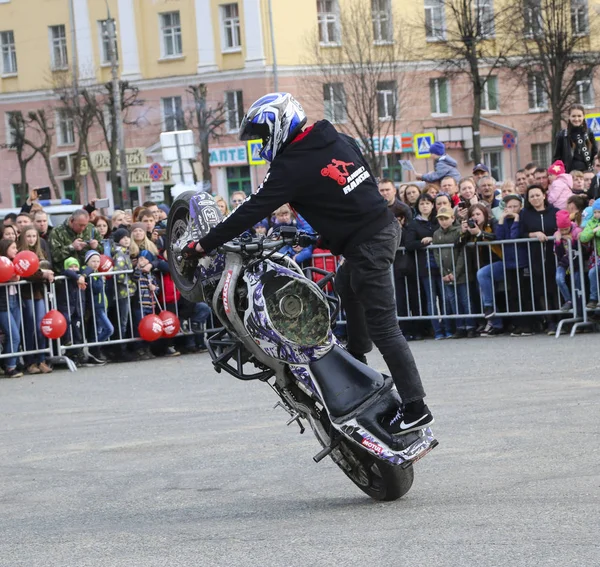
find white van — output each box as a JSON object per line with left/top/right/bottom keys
{"left": 0, "top": 203, "right": 83, "bottom": 228}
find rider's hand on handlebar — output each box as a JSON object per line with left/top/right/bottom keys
{"left": 182, "top": 241, "right": 205, "bottom": 259}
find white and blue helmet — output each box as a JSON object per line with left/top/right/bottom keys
{"left": 239, "top": 92, "right": 307, "bottom": 162}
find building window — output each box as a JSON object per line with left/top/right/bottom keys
{"left": 430, "top": 78, "right": 450, "bottom": 115}
{"left": 476, "top": 0, "right": 495, "bottom": 37}
{"left": 483, "top": 149, "right": 503, "bottom": 181}
{"left": 571, "top": 0, "right": 588, "bottom": 35}
{"left": 161, "top": 96, "right": 185, "bottom": 131}
{"left": 528, "top": 73, "right": 547, "bottom": 111}
{"left": 5, "top": 111, "right": 21, "bottom": 146}
{"left": 0, "top": 30, "right": 17, "bottom": 75}
{"left": 372, "top": 0, "right": 392, "bottom": 42}
{"left": 381, "top": 153, "right": 403, "bottom": 185}
{"left": 523, "top": 0, "right": 542, "bottom": 37}
{"left": 531, "top": 142, "right": 551, "bottom": 166}
{"left": 576, "top": 76, "right": 594, "bottom": 107}
{"left": 424, "top": 0, "right": 445, "bottom": 41}
{"left": 62, "top": 179, "right": 79, "bottom": 204}
{"left": 160, "top": 11, "right": 182, "bottom": 57}
{"left": 225, "top": 91, "right": 244, "bottom": 133}
{"left": 226, "top": 166, "right": 251, "bottom": 199}
{"left": 323, "top": 83, "right": 346, "bottom": 123}
{"left": 49, "top": 24, "right": 68, "bottom": 70}
{"left": 377, "top": 81, "right": 397, "bottom": 120}
{"left": 99, "top": 20, "right": 118, "bottom": 64}
{"left": 221, "top": 4, "right": 241, "bottom": 50}
{"left": 317, "top": 0, "right": 340, "bottom": 45}
{"left": 56, "top": 109, "right": 74, "bottom": 146}
{"left": 481, "top": 76, "right": 499, "bottom": 112}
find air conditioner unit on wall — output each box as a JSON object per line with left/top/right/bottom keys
{"left": 464, "top": 148, "right": 475, "bottom": 164}
{"left": 54, "top": 155, "right": 72, "bottom": 178}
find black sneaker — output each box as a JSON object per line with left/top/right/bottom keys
{"left": 481, "top": 326, "right": 503, "bottom": 337}
{"left": 4, "top": 368, "right": 23, "bottom": 378}
{"left": 82, "top": 355, "right": 106, "bottom": 367}
{"left": 466, "top": 329, "right": 477, "bottom": 338}
{"left": 451, "top": 329, "right": 467, "bottom": 339}
{"left": 483, "top": 306, "right": 495, "bottom": 319}
{"left": 387, "top": 404, "right": 434, "bottom": 435}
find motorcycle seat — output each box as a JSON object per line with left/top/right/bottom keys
{"left": 309, "top": 346, "right": 385, "bottom": 417}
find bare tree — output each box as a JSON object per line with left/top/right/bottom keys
{"left": 421, "top": 0, "right": 517, "bottom": 165}
{"left": 3, "top": 112, "right": 38, "bottom": 204}
{"left": 505, "top": 0, "right": 600, "bottom": 140}
{"left": 186, "top": 84, "right": 227, "bottom": 193}
{"left": 306, "top": 0, "right": 411, "bottom": 176}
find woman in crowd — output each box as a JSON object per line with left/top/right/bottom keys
{"left": 519, "top": 185, "right": 560, "bottom": 333}
{"left": 552, "top": 103, "right": 598, "bottom": 173}
{"left": 2, "top": 224, "right": 18, "bottom": 242}
{"left": 214, "top": 196, "right": 230, "bottom": 217}
{"left": 130, "top": 222, "right": 159, "bottom": 259}
{"left": 456, "top": 177, "right": 480, "bottom": 223}
{"left": 93, "top": 215, "right": 112, "bottom": 256}
{"left": 405, "top": 194, "right": 449, "bottom": 339}
{"left": 0, "top": 239, "right": 23, "bottom": 377}
{"left": 566, "top": 194, "right": 588, "bottom": 227}
{"left": 17, "top": 226, "right": 54, "bottom": 374}
{"left": 402, "top": 184, "right": 421, "bottom": 217}
{"left": 111, "top": 210, "right": 127, "bottom": 230}
{"left": 434, "top": 192, "right": 453, "bottom": 213}
{"left": 423, "top": 183, "right": 439, "bottom": 199}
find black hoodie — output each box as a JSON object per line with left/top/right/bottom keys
{"left": 200, "top": 120, "right": 394, "bottom": 255}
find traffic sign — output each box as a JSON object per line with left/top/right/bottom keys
{"left": 413, "top": 133, "right": 435, "bottom": 159}
{"left": 149, "top": 162, "right": 163, "bottom": 181}
{"left": 502, "top": 132, "right": 516, "bottom": 150}
{"left": 586, "top": 113, "right": 600, "bottom": 140}
{"left": 247, "top": 140, "right": 266, "bottom": 166}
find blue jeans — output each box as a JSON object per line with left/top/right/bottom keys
{"left": 443, "top": 282, "right": 476, "bottom": 331}
{"left": 589, "top": 266, "right": 598, "bottom": 301}
{"left": 22, "top": 298, "right": 47, "bottom": 365}
{"left": 555, "top": 266, "right": 581, "bottom": 304}
{"left": 476, "top": 262, "right": 504, "bottom": 329}
{"left": 421, "top": 275, "right": 447, "bottom": 336}
{"left": 114, "top": 296, "right": 131, "bottom": 340}
{"left": 0, "top": 295, "right": 22, "bottom": 369}
{"left": 91, "top": 309, "right": 115, "bottom": 343}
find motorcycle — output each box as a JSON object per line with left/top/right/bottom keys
{"left": 167, "top": 191, "right": 437, "bottom": 501}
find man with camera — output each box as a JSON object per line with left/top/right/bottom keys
{"left": 49, "top": 209, "right": 99, "bottom": 273}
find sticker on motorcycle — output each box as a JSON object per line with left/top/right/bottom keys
{"left": 222, "top": 270, "right": 233, "bottom": 314}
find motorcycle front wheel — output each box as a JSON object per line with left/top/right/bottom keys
{"left": 314, "top": 414, "right": 414, "bottom": 502}
{"left": 166, "top": 191, "right": 206, "bottom": 303}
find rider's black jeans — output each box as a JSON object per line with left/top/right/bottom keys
{"left": 335, "top": 221, "right": 426, "bottom": 404}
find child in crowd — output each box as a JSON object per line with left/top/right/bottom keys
{"left": 83, "top": 250, "right": 114, "bottom": 362}
{"left": 579, "top": 200, "right": 600, "bottom": 309}
{"left": 18, "top": 225, "right": 54, "bottom": 374}
{"left": 433, "top": 207, "right": 475, "bottom": 338}
{"left": 571, "top": 170, "right": 586, "bottom": 195}
{"left": 547, "top": 160, "right": 574, "bottom": 210}
{"left": 253, "top": 219, "right": 269, "bottom": 236}
{"left": 553, "top": 210, "right": 582, "bottom": 311}
{"left": 130, "top": 222, "right": 159, "bottom": 262}
{"left": 132, "top": 249, "right": 159, "bottom": 360}
{"left": 0, "top": 239, "right": 23, "bottom": 377}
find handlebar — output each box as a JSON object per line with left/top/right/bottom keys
{"left": 217, "top": 231, "right": 319, "bottom": 255}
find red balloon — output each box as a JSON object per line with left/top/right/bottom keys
{"left": 41, "top": 309, "right": 67, "bottom": 339}
{"left": 0, "top": 256, "right": 14, "bottom": 283}
{"left": 13, "top": 250, "right": 39, "bottom": 277}
{"left": 98, "top": 255, "right": 113, "bottom": 272}
{"left": 159, "top": 310, "right": 181, "bottom": 338}
{"left": 138, "top": 314, "right": 163, "bottom": 342}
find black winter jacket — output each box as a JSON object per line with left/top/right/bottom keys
{"left": 404, "top": 216, "right": 439, "bottom": 277}
{"left": 519, "top": 205, "right": 559, "bottom": 273}
{"left": 200, "top": 120, "right": 394, "bottom": 255}
{"left": 552, "top": 127, "right": 598, "bottom": 173}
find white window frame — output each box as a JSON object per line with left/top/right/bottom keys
{"left": 323, "top": 83, "right": 346, "bottom": 124}
{"left": 528, "top": 73, "right": 547, "bottom": 112}
{"left": 481, "top": 76, "right": 499, "bottom": 113}
{"left": 476, "top": 0, "right": 495, "bottom": 38}
{"left": 372, "top": 0, "right": 393, "bottom": 43}
{"left": 377, "top": 81, "right": 397, "bottom": 121}
{"left": 49, "top": 24, "right": 68, "bottom": 70}
{"left": 571, "top": 0, "right": 589, "bottom": 36}
{"left": 5, "top": 111, "right": 20, "bottom": 146}
{"left": 225, "top": 90, "right": 244, "bottom": 133}
{"left": 424, "top": 0, "right": 445, "bottom": 41}
{"left": 523, "top": 0, "right": 543, "bottom": 38}
{"left": 531, "top": 142, "right": 551, "bottom": 167}
{"left": 430, "top": 77, "right": 451, "bottom": 116}
{"left": 56, "top": 109, "right": 74, "bottom": 146}
{"left": 161, "top": 96, "right": 184, "bottom": 132}
{"left": 0, "top": 30, "right": 17, "bottom": 75}
{"left": 317, "top": 0, "right": 341, "bottom": 46}
{"left": 220, "top": 3, "right": 242, "bottom": 52}
{"left": 483, "top": 148, "right": 504, "bottom": 181}
{"left": 160, "top": 11, "right": 183, "bottom": 58}
{"left": 576, "top": 77, "right": 594, "bottom": 108}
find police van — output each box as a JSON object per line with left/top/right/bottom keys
{"left": 0, "top": 200, "right": 82, "bottom": 228}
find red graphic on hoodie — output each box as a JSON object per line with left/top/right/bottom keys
{"left": 321, "top": 159, "right": 355, "bottom": 186}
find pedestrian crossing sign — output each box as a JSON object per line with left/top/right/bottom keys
{"left": 586, "top": 113, "right": 600, "bottom": 140}
{"left": 247, "top": 139, "right": 266, "bottom": 166}
{"left": 414, "top": 133, "right": 435, "bottom": 159}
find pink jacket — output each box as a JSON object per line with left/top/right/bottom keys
{"left": 547, "top": 173, "right": 573, "bottom": 210}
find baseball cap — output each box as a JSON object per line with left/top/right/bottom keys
{"left": 436, "top": 207, "right": 453, "bottom": 219}
{"left": 473, "top": 163, "right": 489, "bottom": 174}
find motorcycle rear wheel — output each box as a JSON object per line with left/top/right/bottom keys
{"left": 316, "top": 414, "right": 414, "bottom": 501}
{"left": 166, "top": 191, "right": 206, "bottom": 303}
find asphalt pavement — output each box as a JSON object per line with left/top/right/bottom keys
{"left": 0, "top": 334, "right": 598, "bottom": 567}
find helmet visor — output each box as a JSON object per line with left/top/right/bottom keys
{"left": 239, "top": 117, "right": 270, "bottom": 142}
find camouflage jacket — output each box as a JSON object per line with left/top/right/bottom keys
{"left": 111, "top": 244, "right": 136, "bottom": 298}
{"left": 49, "top": 219, "right": 96, "bottom": 272}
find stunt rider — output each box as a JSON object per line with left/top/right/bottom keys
{"left": 187, "top": 92, "right": 434, "bottom": 435}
